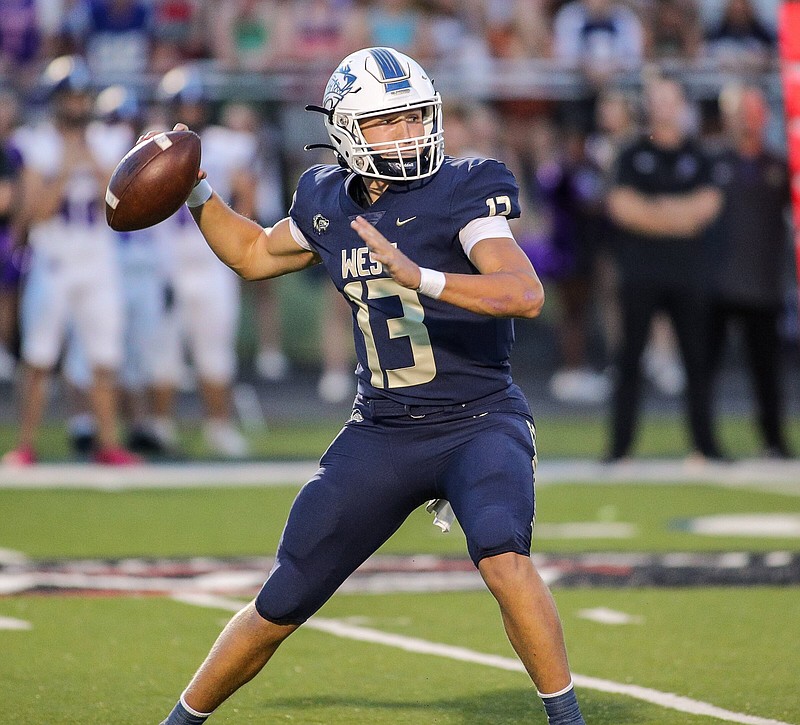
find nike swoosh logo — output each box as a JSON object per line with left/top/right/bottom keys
{"left": 396, "top": 216, "right": 417, "bottom": 227}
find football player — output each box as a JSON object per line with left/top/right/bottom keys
{"left": 148, "top": 68, "right": 251, "bottom": 458}
{"left": 159, "top": 48, "right": 584, "bottom": 725}
{"left": 0, "top": 88, "right": 23, "bottom": 383}
{"left": 61, "top": 85, "right": 172, "bottom": 456}
{"left": 2, "top": 57, "right": 140, "bottom": 466}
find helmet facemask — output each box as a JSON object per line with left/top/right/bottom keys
{"left": 338, "top": 100, "right": 443, "bottom": 181}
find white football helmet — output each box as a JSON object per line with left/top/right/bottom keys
{"left": 315, "top": 47, "right": 444, "bottom": 181}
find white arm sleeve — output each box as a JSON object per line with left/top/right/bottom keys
{"left": 458, "top": 216, "right": 515, "bottom": 261}
{"left": 287, "top": 217, "right": 314, "bottom": 251}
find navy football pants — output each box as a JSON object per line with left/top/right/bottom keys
{"left": 255, "top": 392, "right": 537, "bottom": 625}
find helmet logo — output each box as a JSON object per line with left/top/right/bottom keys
{"left": 313, "top": 214, "right": 330, "bottom": 235}
{"left": 367, "top": 48, "right": 411, "bottom": 93}
{"left": 325, "top": 63, "right": 358, "bottom": 107}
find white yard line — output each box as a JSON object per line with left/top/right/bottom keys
{"left": 173, "top": 593, "right": 793, "bottom": 725}
{"left": 0, "top": 459, "right": 799, "bottom": 492}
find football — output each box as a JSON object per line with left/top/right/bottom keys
{"left": 105, "top": 129, "right": 201, "bottom": 232}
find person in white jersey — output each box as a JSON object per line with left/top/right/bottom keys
{"left": 62, "top": 85, "right": 172, "bottom": 456}
{"left": 148, "top": 69, "right": 251, "bottom": 458}
{"left": 2, "top": 56, "right": 140, "bottom": 466}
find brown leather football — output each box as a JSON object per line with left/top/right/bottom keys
{"left": 105, "top": 129, "right": 201, "bottom": 232}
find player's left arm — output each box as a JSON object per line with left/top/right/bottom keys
{"left": 351, "top": 216, "right": 544, "bottom": 319}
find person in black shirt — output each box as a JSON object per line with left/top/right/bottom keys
{"left": 605, "top": 76, "right": 724, "bottom": 461}
{"left": 708, "top": 83, "right": 793, "bottom": 458}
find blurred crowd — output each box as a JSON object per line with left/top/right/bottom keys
{"left": 0, "top": 0, "right": 783, "bottom": 81}
{"left": 0, "top": 0, "right": 796, "bottom": 463}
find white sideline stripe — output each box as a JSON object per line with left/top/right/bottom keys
{"left": 1, "top": 459, "right": 799, "bottom": 491}
{"left": 0, "top": 462, "right": 319, "bottom": 490}
{"left": 172, "top": 593, "right": 792, "bottom": 725}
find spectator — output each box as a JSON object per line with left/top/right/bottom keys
{"left": 585, "top": 89, "right": 687, "bottom": 399}
{"left": 211, "top": 0, "right": 282, "bottom": 71}
{"left": 48, "top": 0, "right": 94, "bottom": 58}
{"left": 516, "top": 117, "right": 610, "bottom": 404}
{"left": 418, "top": 0, "right": 488, "bottom": 67}
{"left": 585, "top": 87, "right": 638, "bottom": 175}
{"left": 583, "top": 88, "right": 639, "bottom": 367}
{"left": 552, "top": 0, "right": 644, "bottom": 85}
{"left": 483, "top": 0, "right": 551, "bottom": 60}
{"left": 150, "top": 0, "right": 209, "bottom": 71}
{"left": 707, "top": 83, "right": 793, "bottom": 459}
{"left": 0, "top": 0, "right": 40, "bottom": 75}
{"left": 0, "top": 88, "right": 23, "bottom": 383}
{"left": 604, "top": 75, "right": 724, "bottom": 462}
{"left": 2, "top": 56, "right": 140, "bottom": 466}
{"left": 269, "top": 0, "right": 360, "bottom": 71}
{"left": 351, "top": 0, "right": 427, "bottom": 59}
{"left": 705, "top": 0, "right": 775, "bottom": 71}
{"left": 552, "top": 0, "right": 644, "bottom": 132}
{"left": 441, "top": 101, "right": 505, "bottom": 160}
{"left": 642, "top": 0, "right": 703, "bottom": 61}
{"left": 83, "top": 0, "right": 153, "bottom": 74}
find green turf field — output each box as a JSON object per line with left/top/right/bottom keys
{"left": 1, "top": 414, "right": 799, "bottom": 724}
{"left": 1, "top": 588, "right": 798, "bottom": 724}
{"left": 1, "top": 483, "right": 799, "bottom": 558}
{"left": 2, "top": 413, "right": 799, "bottom": 461}
{"left": 2, "top": 480, "right": 799, "bottom": 723}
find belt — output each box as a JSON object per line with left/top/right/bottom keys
{"left": 356, "top": 388, "right": 512, "bottom": 421}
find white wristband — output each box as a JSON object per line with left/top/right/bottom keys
{"left": 185, "top": 179, "right": 213, "bottom": 207}
{"left": 416, "top": 267, "right": 446, "bottom": 299}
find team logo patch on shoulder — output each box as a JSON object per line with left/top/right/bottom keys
{"left": 313, "top": 214, "right": 330, "bottom": 235}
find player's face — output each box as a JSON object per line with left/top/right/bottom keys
{"left": 360, "top": 110, "right": 425, "bottom": 157}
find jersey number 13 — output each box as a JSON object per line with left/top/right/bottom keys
{"left": 343, "top": 278, "right": 436, "bottom": 389}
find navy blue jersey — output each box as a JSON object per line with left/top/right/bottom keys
{"left": 289, "top": 156, "right": 522, "bottom": 405}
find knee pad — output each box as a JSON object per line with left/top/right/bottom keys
{"left": 255, "top": 556, "right": 321, "bottom": 626}
{"left": 465, "top": 504, "right": 532, "bottom": 566}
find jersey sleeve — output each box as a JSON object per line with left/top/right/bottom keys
{"left": 448, "top": 158, "right": 521, "bottom": 236}
{"left": 288, "top": 165, "right": 325, "bottom": 252}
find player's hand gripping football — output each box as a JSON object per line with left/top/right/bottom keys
{"left": 351, "top": 216, "right": 422, "bottom": 290}
{"left": 137, "top": 123, "right": 207, "bottom": 185}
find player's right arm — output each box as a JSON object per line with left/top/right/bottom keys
{"left": 143, "top": 123, "right": 318, "bottom": 280}
{"left": 188, "top": 194, "right": 319, "bottom": 280}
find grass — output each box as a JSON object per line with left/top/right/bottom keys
{"left": 1, "top": 588, "right": 798, "bottom": 724}
{"left": 2, "top": 414, "right": 799, "bottom": 462}
{"left": 1, "top": 412, "right": 799, "bottom": 724}
{"left": 1, "top": 483, "right": 799, "bottom": 559}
